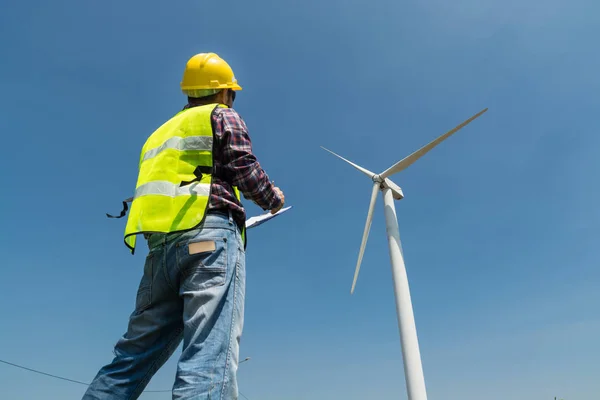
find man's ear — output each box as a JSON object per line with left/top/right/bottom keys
{"left": 225, "top": 89, "right": 234, "bottom": 107}
{"left": 218, "top": 90, "right": 232, "bottom": 107}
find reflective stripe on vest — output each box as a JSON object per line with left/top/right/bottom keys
{"left": 135, "top": 181, "right": 211, "bottom": 199}
{"left": 124, "top": 104, "right": 225, "bottom": 253}
{"left": 141, "top": 136, "right": 213, "bottom": 162}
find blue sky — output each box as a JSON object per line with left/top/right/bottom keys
{"left": 1, "top": 0, "right": 599, "bottom": 399}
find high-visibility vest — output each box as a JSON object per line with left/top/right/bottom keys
{"left": 123, "top": 103, "right": 244, "bottom": 254}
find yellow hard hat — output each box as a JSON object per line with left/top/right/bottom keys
{"left": 180, "top": 53, "right": 242, "bottom": 93}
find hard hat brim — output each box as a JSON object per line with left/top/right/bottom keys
{"left": 180, "top": 83, "right": 242, "bottom": 91}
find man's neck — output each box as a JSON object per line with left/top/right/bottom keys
{"left": 184, "top": 100, "right": 228, "bottom": 110}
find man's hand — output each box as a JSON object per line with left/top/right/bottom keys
{"left": 270, "top": 187, "right": 285, "bottom": 214}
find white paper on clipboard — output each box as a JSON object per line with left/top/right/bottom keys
{"left": 245, "top": 206, "right": 292, "bottom": 229}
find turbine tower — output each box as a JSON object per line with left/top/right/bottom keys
{"left": 321, "top": 108, "right": 488, "bottom": 400}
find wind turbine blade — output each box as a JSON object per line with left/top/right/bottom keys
{"left": 321, "top": 146, "right": 376, "bottom": 179}
{"left": 380, "top": 108, "right": 488, "bottom": 179}
{"left": 351, "top": 181, "right": 380, "bottom": 294}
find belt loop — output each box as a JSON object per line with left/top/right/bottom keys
{"left": 228, "top": 210, "right": 234, "bottom": 225}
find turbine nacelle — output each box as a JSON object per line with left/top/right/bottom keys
{"left": 382, "top": 178, "right": 404, "bottom": 200}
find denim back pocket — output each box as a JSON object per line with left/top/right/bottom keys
{"left": 177, "top": 237, "right": 228, "bottom": 292}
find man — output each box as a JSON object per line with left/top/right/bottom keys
{"left": 83, "top": 52, "right": 284, "bottom": 400}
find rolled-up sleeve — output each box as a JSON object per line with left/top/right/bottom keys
{"left": 219, "top": 109, "right": 283, "bottom": 211}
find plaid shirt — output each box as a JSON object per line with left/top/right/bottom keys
{"left": 182, "top": 103, "right": 283, "bottom": 229}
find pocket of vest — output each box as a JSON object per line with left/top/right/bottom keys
{"left": 178, "top": 237, "right": 227, "bottom": 292}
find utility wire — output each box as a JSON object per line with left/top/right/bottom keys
{"left": 0, "top": 359, "right": 91, "bottom": 387}
{"left": 239, "top": 391, "right": 251, "bottom": 400}
{"left": 0, "top": 358, "right": 169, "bottom": 393}
{"left": 0, "top": 358, "right": 250, "bottom": 397}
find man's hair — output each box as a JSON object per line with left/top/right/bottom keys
{"left": 187, "top": 91, "right": 221, "bottom": 105}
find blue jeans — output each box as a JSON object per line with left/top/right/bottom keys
{"left": 83, "top": 212, "right": 246, "bottom": 400}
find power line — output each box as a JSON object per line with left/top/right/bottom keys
{"left": 0, "top": 358, "right": 251, "bottom": 398}
{"left": 0, "top": 358, "right": 169, "bottom": 393}
{"left": 240, "top": 391, "right": 251, "bottom": 400}
{"left": 0, "top": 359, "right": 91, "bottom": 387}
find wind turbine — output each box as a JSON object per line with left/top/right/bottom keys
{"left": 321, "top": 108, "right": 488, "bottom": 400}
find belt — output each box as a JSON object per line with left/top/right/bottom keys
{"left": 143, "top": 209, "right": 234, "bottom": 241}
